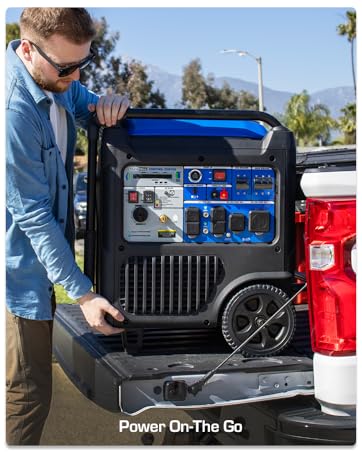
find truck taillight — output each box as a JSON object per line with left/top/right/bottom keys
{"left": 305, "top": 198, "right": 356, "bottom": 356}
{"left": 309, "top": 244, "right": 335, "bottom": 270}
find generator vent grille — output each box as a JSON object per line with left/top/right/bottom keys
{"left": 120, "top": 255, "right": 224, "bottom": 315}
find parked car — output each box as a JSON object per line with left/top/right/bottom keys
{"left": 73, "top": 171, "right": 87, "bottom": 238}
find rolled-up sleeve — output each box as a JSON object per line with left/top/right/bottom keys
{"left": 6, "top": 108, "right": 92, "bottom": 299}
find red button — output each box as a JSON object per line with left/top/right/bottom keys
{"left": 220, "top": 189, "right": 229, "bottom": 200}
{"left": 128, "top": 191, "right": 139, "bottom": 203}
{"left": 213, "top": 170, "right": 226, "bottom": 181}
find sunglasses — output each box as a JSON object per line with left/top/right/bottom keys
{"left": 28, "top": 40, "right": 95, "bottom": 77}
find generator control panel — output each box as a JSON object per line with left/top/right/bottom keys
{"left": 123, "top": 165, "right": 276, "bottom": 243}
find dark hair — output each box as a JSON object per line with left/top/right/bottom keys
{"left": 19, "top": 8, "right": 96, "bottom": 44}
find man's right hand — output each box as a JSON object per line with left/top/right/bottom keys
{"left": 77, "top": 291, "right": 125, "bottom": 336}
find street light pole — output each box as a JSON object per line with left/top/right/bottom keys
{"left": 221, "top": 49, "right": 264, "bottom": 112}
{"left": 255, "top": 56, "right": 264, "bottom": 112}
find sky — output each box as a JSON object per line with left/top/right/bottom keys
{"left": 5, "top": 6, "right": 356, "bottom": 94}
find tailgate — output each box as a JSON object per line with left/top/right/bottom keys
{"left": 53, "top": 304, "right": 314, "bottom": 415}
{"left": 296, "top": 145, "right": 356, "bottom": 172}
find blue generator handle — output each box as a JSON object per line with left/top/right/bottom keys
{"left": 124, "top": 108, "right": 282, "bottom": 128}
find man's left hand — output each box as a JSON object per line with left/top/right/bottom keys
{"left": 88, "top": 93, "right": 130, "bottom": 127}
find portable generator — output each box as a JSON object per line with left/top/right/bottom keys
{"left": 85, "top": 109, "right": 297, "bottom": 356}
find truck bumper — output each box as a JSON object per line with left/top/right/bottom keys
{"left": 270, "top": 403, "right": 356, "bottom": 444}
{"left": 186, "top": 396, "right": 356, "bottom": 445}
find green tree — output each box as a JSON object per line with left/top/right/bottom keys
{"left": 217, "top": 83, "right": 239, "bottom": 109}
{"left": 182, "top": 59, "right": 208, "bottom": 108}
{"left": 284, "top": 90, "right": 336, "bottom": 146}
{"left": 182, "top": 59, "right": 260, "bottom": 110}
{"left": 80, "top": 17, "right": 121, "bottom": 92}
{"left": 309, "top": 104, "right": 337, "bottom": 146}
{"left": 6, "top": 23, "right": 20, "bottom": 47}
{"left": 80, "top": 17, "right": 165, "bottom": 107}
{"left": 338, "top": 102, "right": 356, "bottom": 144}
{"left": 206, "top": 81, "right": 239, "bottom": 109}
{"left": 75, "top": 129, "right": 89, "bottom": 161}
{"left": 116, "top": 60, "right": 166, "bottom": 108}
{"left": 237, "top": 90, "right": 259, "bottom": 110}
{"left": 337, "top": 10, "right": 356, "bottom": 96}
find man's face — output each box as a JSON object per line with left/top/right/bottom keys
{"left": 28, "top": 34, "right": 92, "bottom": 93}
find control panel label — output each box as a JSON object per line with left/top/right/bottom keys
{"left": 123, "top": 166, "right": 276, "bottom": 243}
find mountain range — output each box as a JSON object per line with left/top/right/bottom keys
{"left": 145, "top": 63, "right": 355, "bottom": 118}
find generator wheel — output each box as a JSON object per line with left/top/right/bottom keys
{"left": 222, "top": 284, "right": 296, "bottom": 357}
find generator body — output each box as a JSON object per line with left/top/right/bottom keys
{"left": 87, "top": 110, "right": 296, "bottom": 354}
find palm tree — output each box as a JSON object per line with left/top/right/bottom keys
{"left": 337, "top": 10, "right": 356, "bottom": 96}
{"left": 339, "top": 103, "right": 356, "bottom": 144}
{"left": 284, "top": 90, "right": 336, "bottom": 146}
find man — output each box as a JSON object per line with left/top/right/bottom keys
{"left": 6, "top": 8, "right": 129, "bottom": 445}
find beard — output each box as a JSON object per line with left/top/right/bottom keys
{"left": 32, "top": 66, "right": 72, "bottom": 93}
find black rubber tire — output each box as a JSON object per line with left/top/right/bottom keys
{"left": 222, "top": 284, "right": 296, "bottom": 357}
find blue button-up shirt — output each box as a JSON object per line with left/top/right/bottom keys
{"left": 6, "top": 40, "right": 99, "bottom": 320}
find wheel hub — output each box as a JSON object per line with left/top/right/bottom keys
{"left": 254, "top": 316, "right": 266, "bottom": 328}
